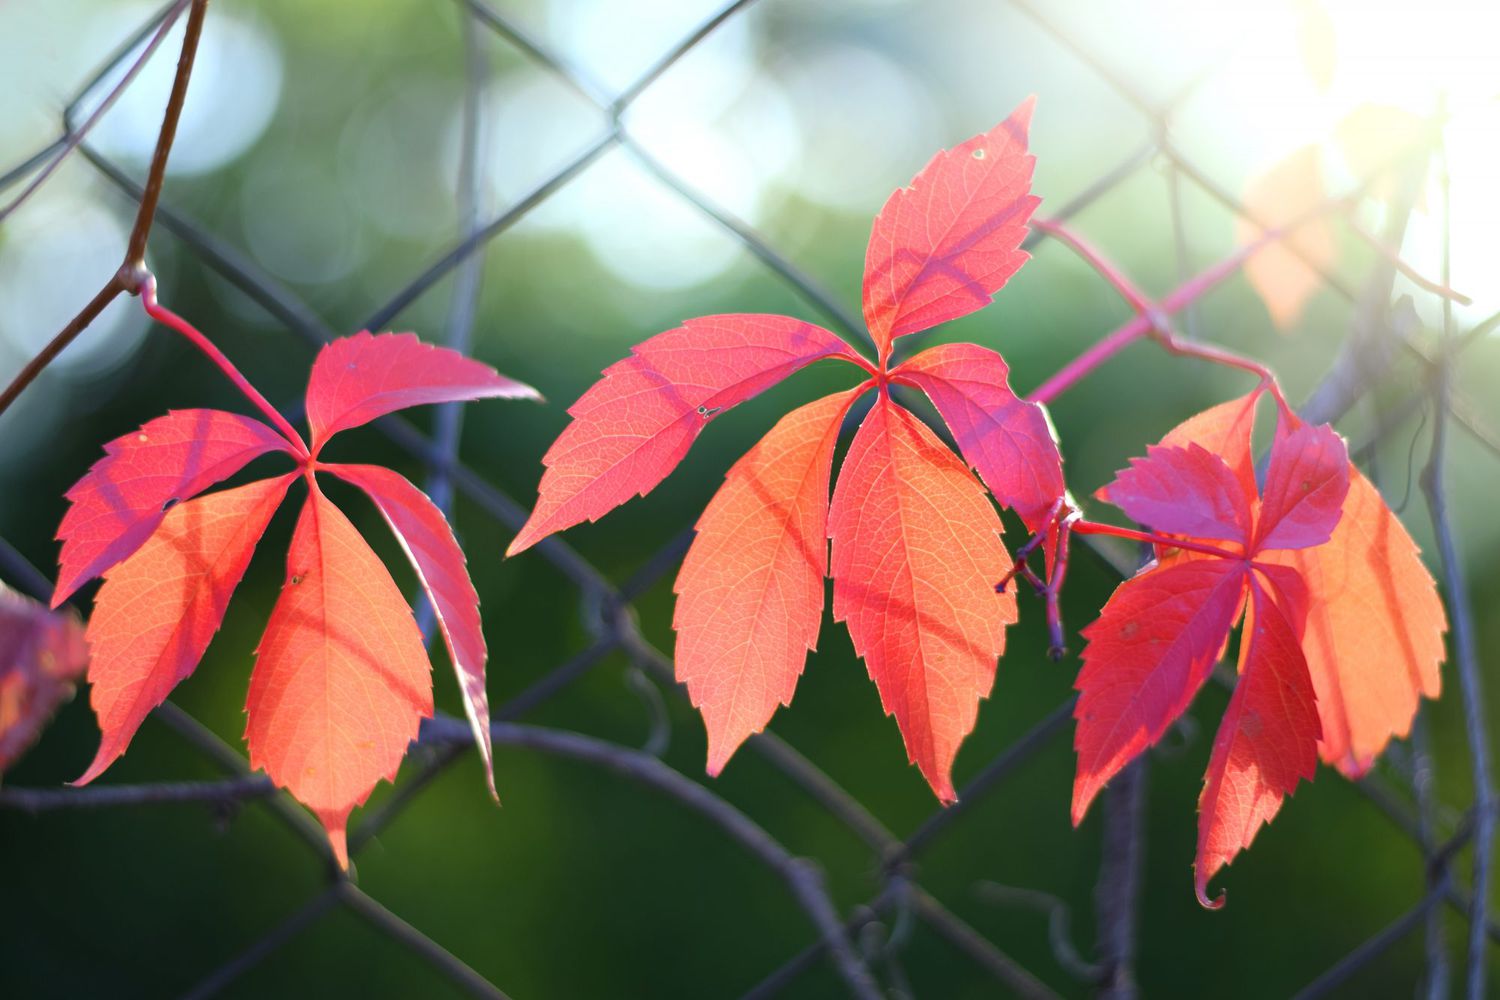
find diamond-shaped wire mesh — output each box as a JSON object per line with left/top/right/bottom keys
{"left": 1, "top": 1, "right": 1496, "bottom": 997}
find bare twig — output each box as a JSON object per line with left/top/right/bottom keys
{"left": 0, "top": 0, "right": 210, "bottom": 421}
{"left": 0, "top": 0, "right": 190, "bottom": 225}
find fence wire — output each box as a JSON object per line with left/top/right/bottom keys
{"left": 1, "top": 1, "right": 1496, "bottom": 997}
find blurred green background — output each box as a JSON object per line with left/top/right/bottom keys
{"left": 2, "top": 0, "right": 1499, "bottom": 996}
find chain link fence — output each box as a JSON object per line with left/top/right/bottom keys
{"left": 1, "top": 0, "right": 1496, "bottom": 996}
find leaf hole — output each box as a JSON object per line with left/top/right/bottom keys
{"left": 972, "top": 147, "right": 986, "bottom": 160}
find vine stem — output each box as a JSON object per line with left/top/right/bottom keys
{"left": 1027, "top": 213, "right": 1325, "bottom": 409}
{"left": 0, "top": 0, "right": 209, "bottom": 422}
{"left": 1070, "top": 519, "right": 1242, "bottom": 561}
{"left": 138, "top": 276, "right": 310, "bottom": 457}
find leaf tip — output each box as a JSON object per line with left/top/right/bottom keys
{"left": 1013, "top": 93, "right": 1038, "bottom": 132}
{"left": 320, "top": 813, "right": 352, "bottom": 871}
{"left": 1070, "top": 779, "right": 1098, "bottom": 828}
{"left": 1194, "top": 870, "right": 1226, "bottom": 911}
{"left": 71, "top": 748, "right": 117, "bottom": 789}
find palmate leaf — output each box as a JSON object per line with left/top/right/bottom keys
{"left": 1078, "top": 386, "right": 1446, "bottom": 904}
{"left": 512, "top": 98, "right": 1059, "bottom": 802}
{"left": 62, "top": 330, "right": 534, "bottom": 862}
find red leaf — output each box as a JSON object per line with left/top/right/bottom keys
{"left": 508, "top": 315, "right": 863, "bottom": 555}
{"left": 892, "top": 342, "right": 1064, "bottom": 530}
{"left": 76, "top": 475, "right": 293, "bottom": 786}
{"left": 0, "top": 583, "right": 88, "bottom": 774}
{"left": 1099, "top": 443, "right": 1253, "bottom": 545}
{"left": 862, "top": 98, "right": 1040, "bottom": 358}
{"left": 1072, "top": 559, "right": 1248, "bottom": 823}
{"left": 246, "top": 484, "right": 433, "bottom": 868}
{"left": 674, "top": 389, "right": 860, "bottom": 774}
{"left": 305, "top": 331, "right": 538, "bottom": 450}
{"left": 1158, "top": 391, "right": 1260, "bottom": 497}
{"left": 55, "top": 409, "right": 292, "bottom": 605}
{"left": 1253, "top": 422, "right": 1349, "bottom": 552}
{"left": 829, "top": 395, "right": 1016, "bottom": 801}
{"left": 1196, "top": 574, "right": 1320, "bottom": 908}
{"left": 1263, "top": 466, "right": 1445, "bottom": 776}
{"left": 325, "top": 463, "right": 495, "bottom": 798}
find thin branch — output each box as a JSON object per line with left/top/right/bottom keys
{"left": 0, "top": 0, "right": 209, "bottom": 422}
{"left": 0, "top": 0, "right": 190, "bottom": 225}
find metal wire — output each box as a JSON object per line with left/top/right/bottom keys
{"left": 0, "top": 0, "right": 1494, "bottom": 996}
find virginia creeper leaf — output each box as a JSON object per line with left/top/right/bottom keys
{"left": 246, "top": 484, "right": 433, "bottom": 868}
{"left": 829, "top": 395, "right": 1016, "bottom": 802}
{"left": 1195, "top": 575, "right": 1320, "bottom": 908}
{"left": 1161, "top": 396, "right": 1444, "bottom": 778}
{"left": 508, "top": 314, "right": 862, "bottom": 555}
{"left": 0, "top": 583, "right": 88, "bottom": 774}
{"left": 862, "top": 97, "right": 1040, "bottom": 357}
{"left": 674, "top": 388, "right": 860, "bottom": 774}
{"left": 892, "top": 341, "right": 1063, "bottom": 529}
{"left": 1263, "top": 466, "right": 1446, "bottom": 776}
{"left": 1099, "top": 443, "right": 1253, "bottom": 545}
{"left": 1072, "top": 559, "right": 1248, "bottom": 823}
{"left": 305, "top": 331, "right": 538, "bottom": 450}
{"left": 325, "top": 462, "right": 495, "bottom": 798}
{"left": 1159, "top": 391, "right": 1260, "bottom": 498}
{"left": 55, "top": 409, "right": 293, "bottom": 605}
{"left": 77, "top": 475, "right": 293, "bottom": 786}
{"left": 1253, "top": 422, "right": 1349, "bottom": 551}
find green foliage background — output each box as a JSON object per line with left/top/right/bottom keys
{"left": 2, "top": 0, "right": 1498, "bottom": 996}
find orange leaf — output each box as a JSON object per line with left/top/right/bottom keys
{"left": 829, "top": 395, "right": 1016, "bottom": 801}
{"left": 674, "top": 389, "right": 860, "bottom": 774}
{"left": 1236, "top": 146, "right": 1337, "bottom": 330}
{"left": 1263, "top": 466, "right": 1445, "bottom": 776}
{"left": 0, "top": 583, "right": 88, "bottom": 774}
{"left": 78, "top": 475, "right": 293, "bottom": 786}
{"left": 246, "top": 483, "right": 433, "bottom": 867}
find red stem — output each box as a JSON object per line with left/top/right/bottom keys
{"left": 140, "top": 276, "right": 310, "bottom": 458}
{"left": 1032, "top": 217, "right": 1154, "bottom": 314}
{"left": 1026, "top": 214, "right": 1330, "bottom": 407}
{"left": 1071, "top": 519, "right": 1243, "bottom": 561}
